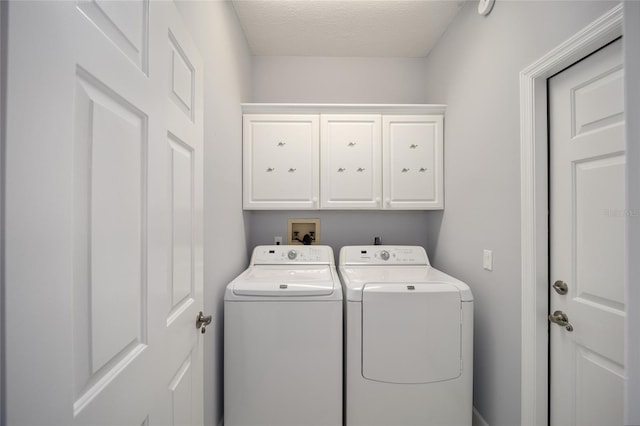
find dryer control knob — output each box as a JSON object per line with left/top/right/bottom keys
{"left": 380, "top": 250, "right": 390, "bottom": 261}
{"left": 287, "top": 249, "right": 298, "bottom": 260}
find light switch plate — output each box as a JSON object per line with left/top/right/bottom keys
{"left": 483, "top": 249, "right": 493, "bottom": 271}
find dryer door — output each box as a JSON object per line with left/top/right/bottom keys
{"left": 362, "top": 282, "right": 461, "bottom": 383}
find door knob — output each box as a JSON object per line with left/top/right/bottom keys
{"left": 549, "top": 310, "right": 573, "bottom": 332}
{"left": 196, "top": 311, "right": 212, "bottom": 334}
{"left": 552, "top": 280, "right": 568, "bottom": 295}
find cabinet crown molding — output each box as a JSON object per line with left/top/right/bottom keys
{"left": 241, "top": 103, "right": 447, "bottom": 115}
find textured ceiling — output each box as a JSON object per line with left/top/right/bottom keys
{"left": 231, "top": 0, "right": 466, "bottom": 57}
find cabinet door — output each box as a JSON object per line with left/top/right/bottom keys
{"left": 382, "top": 115, "right": 443, "bottom": 209}
{"left": 321, "top": 114, "right": 382, "bottom": 209}
{"left": 243, "top": 114, "right": 319, "bottom": 209}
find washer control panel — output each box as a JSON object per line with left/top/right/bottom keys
{"left": 339, "top": 246, "right": 430, "bottom": 266}
{"left": 251, "top": 245, "right": 334, "bottom": 265}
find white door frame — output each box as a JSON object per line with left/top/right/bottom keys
{"left": 519, "top": 5, "right": 623, "bottom": 426}
{"left": 0, "top": 0, "right": 6, "bottom": 422}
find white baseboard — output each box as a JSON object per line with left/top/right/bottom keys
{"left": 220, "top": 411, "right": 486, "bottom": 426}
{"left": 473, "top": 406, "right": 489, "bottom": 426}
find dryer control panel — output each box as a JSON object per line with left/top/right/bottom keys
{"left": 339, "top": 246, "right": 430, "bottom": 266}
{"left": 251, "top": 245, "right": 335, "bottom": 265}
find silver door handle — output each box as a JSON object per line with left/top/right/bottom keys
{"left": 196, "top": 311, "right": 212, "bottom": 334}
{"left": 552, "top": 280, "right": 568, "bottom": 295}
{"left": 549, "top": 310, "right": 573, "bottom": 332}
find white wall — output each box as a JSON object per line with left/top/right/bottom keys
{"left": 248, "top": 210, "right": 431, "bottom": 256}
{"left": 253, "top": 56, "right": 427, "bottom": 104}
{"left": 250, "top": 56, "right": 433, "bottom": 255}
{"left": 0, "top": 0, "right": 6, "bottom": 422}
{"left": 624, "top": 2, "right": 640, "bottom": 424}
{"left": 174, "top": 2, "right": 252, "bottom": 425}
{"left": 173, "top": 3, "right": 636, "bottom": 426}
{"left": 420, "top": 2, "right": 617, "bottom": 425}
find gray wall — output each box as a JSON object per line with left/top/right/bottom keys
{"left": 0, "top": 0, "right": 6, "bottom": 422}
{"left": 174, "top": 2, "right": 631, "bottom": 425}
{"left": 253, "top": 56, "right": 428, "bottom": 104}
{"left": 248, "top": 210, "right": 431, "bottom": 259}
{"left": 420, "top": 1, "right": 618, "bottom": 425}
{"left": 624, "top": 2, "right": 640, "bottom": 424}
{"left": 250, "top": 57, "right": 434, "bottom": 256}
{"left": 174, "top": 3, "right": 252, "bottom": 425}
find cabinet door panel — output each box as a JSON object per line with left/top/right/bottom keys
{"left": 321, "top": 115, "right": 381, "bottom": 209}
{"left": 244, "top": 114, "right": 319, "bottom": 209}
{"left": 383, "top": 115, "right": 443, "bottom": 209}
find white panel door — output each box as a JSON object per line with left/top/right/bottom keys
{"left": 320, "top": 114, "right": 382, "bottom": 209}
{"left": 157, "top": 5, "right": 205, "bottom": 426}
{"left": 549, "top": 38, "right": 624, "bottom": 426}
{"left": 4, "top": 1, "right": 204, "bottom": 425}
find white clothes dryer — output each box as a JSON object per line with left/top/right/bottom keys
{"left": 224, "top": 245, "right": 342, "bottom": 426}
{"left": 339, "top": 245, "right": 473, "bottom": 426}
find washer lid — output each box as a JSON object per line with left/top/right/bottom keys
{"left": 232, "top": 265, "right": 335, "bottom": 296}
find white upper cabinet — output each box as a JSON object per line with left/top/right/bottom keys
{"left": 243, "top": 114, "right": 320, "bottom": 209}
{"left": 242, "top": 105, "right": 445, "bottom": 210}
{"left": 383, "top": 115, "right": 444, "bottom": 209}
{"left": 321, "top": 114, "right": 382, "bottom": 209}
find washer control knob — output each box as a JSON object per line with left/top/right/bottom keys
{"left": 287, "top": 249, "right": 297, "bottom": 260}
{"left": 380, "top": 250, "right": 390, "bottom": 261}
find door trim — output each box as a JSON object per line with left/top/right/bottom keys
{"left": 519, "top": 5, "right": 623, "bottom": 426}
{"left": 0, "top": 1, "right": 6, "bottom": 424}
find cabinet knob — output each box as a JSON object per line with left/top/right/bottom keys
{"left": 401, "top": 168, "right": 410, "bottom": 173}
{"left": 266, "top": 167, "right": 275, "bottom": 172}
{"left": 277, "top": 142, "right": 286, "bottom": 146}
{"left": 337, "top": 167, "right": 346, "bottom": 172}
{"left": 288, "top": 168, "right": 296, "bottom": 173}
{"left": 410, "top": 144, "right": 418, "bottom": 149}
{"left": 348, "top": 142, "right": 356, "bottom": 147}
{"left": 357, "top": 167, "right": 365, "bottom": 172}
{"left": 419, "top": 167, "right": 427, "bottom": 172}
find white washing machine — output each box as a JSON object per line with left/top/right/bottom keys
{"left": 339, "top": 245, "right": 473, "bottom": 426}
{"left": 224, "top": 245, "right": 342, "bottom": 426}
